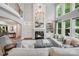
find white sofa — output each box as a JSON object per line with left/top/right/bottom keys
{"left": 7, "top": 38, "right": 79, "bottom": 56}
{"left": 49, "top": 47, "right": 79, "bottom": 56}
{"left": 1, "top": 36, "right": 79, "bottom": 56}
{"left": 8, "top": 48, "right": 50, "bottom": 56}
{"left": 7, "top": 47, "right": 79, "bottom": 56}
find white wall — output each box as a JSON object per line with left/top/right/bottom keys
{"left": 45, "top": 4, "right": 56, "bottom": 37}
{"left": 23, "top": 4, "right": 33, "bottom": 38}
{"left": 46, "top": 4, "right": 56, "bottom": 22}
{"left": 24, "top": 4, "right": 33, "bottom": 23}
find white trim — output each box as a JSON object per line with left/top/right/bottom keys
{"left": 61, "top": 21, "right": 65, "bottom": 36}
{"left": 56, "top": 22, "right": 58, "bottom": 34}
{"left": 0, "top": 3, "right": 21, "bottom": 19}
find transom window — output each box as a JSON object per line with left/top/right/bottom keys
{"left": 56, "top": 5, "right": 62, "bottom": 16}
{"left": 65, "top": 3, "right": 70, "bottom": 13}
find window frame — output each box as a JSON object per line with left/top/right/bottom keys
{"left": 75, "top": 17, "right": 79, "bottom": 38}
{"left": 58, "top": 21, "right": 62, "bottom": 34}
{"left": 65, "top": 20, "right": 70, "bottom": 36}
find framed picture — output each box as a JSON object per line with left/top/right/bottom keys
{"left": 46, "top": 23, "right": 53, "bottom": 33}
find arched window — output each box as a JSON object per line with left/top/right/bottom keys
{"left": 56, "top": 5, "right": 62, "bottom": 17}
{"left": 65, "top": 3, "right": 70, "bottom": 13}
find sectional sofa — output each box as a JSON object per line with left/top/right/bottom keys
{"left": 1, "top": 35, "right": 79, "bottom": 56}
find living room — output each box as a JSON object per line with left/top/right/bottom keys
{"left": 0, "top": 3, "right": 79, "bottom": 56}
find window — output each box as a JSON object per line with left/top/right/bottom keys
{"left": 65, "top": 20, "right": 70, "bottom": 36}
{"left": 76, "top": 18, "right": 79, "bottom": 26}
{"left": 57, "top": 5, "right": 62, "bottom": 16}
{"left": 58, "top": 22, "right": 61, "bottom": 34}
{"left": 58, "top": 6, "right": 62, "bottom": 16}
{"left": 75, "top": 18, "right": 79, "bottom": 38}
{"left": 65, "top": 3, "right": 70, "bottom": 13}
{"left": 75, "top": 29, "right": 79, "bottom": 35}
{"left": 0, "top": 24, "right": 8, "bottom": 36}
{"left": 75, "top": 3, "right": 79, "bottom": 8}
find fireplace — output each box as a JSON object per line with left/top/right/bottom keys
{"left": 35, "top": 31, "right": 44, "bottom": 39}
